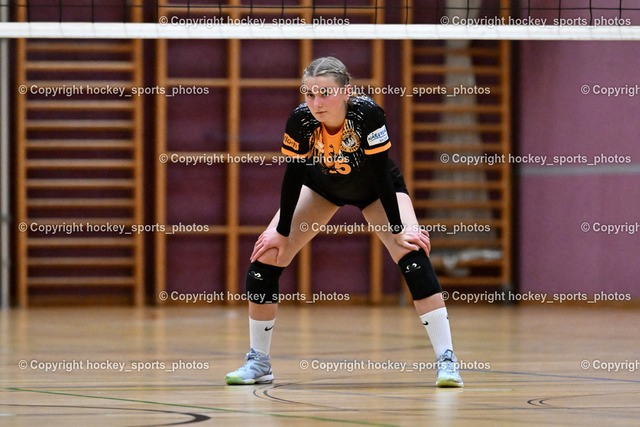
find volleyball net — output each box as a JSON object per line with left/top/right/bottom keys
{"left": 0, "top": 1, "right": 640, "bottom": 40}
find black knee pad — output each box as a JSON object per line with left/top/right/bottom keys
{"left": 398, "top": 249, "right": 442, "bottom": 300}
{"left": 246, "top": 261, "right": 284, "bottom": 304}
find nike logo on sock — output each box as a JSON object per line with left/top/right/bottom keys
{"left": 422, "top": 321, "right": 428, "bottom": 325}
{"left": 265, "top": 326, "right": 274, "bottom": 331}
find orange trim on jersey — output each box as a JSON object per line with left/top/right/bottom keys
{"left": 281, "top": 146, "right": 310, "bottom": 158}
{"left": 364, "top": 141, "right": 391, "bottom": 155}
{"left": 321, "top": 124, "right": 344, "bottom": 146}
{"left": 283, "top": 133, "right": 299, "bottom": 151}
{"left": 321, "top": 124, "right": 344, "bottom": 163}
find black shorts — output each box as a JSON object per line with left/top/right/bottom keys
{"left": 304, "top": 164, "right": 408, "bottom": 210}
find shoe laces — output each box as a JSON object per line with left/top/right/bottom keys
{"left": 245, "top": 349, "right": 267, "bottom": 362}
{"left": 437, "top": 350, "right": 457, "bottom": 370}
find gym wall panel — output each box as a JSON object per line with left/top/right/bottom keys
{"left": 518, "top": 40, "right": 640, "bottom": 298}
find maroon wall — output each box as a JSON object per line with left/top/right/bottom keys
{"left": 518, "top": 41, "right": 640, "bottom": 297}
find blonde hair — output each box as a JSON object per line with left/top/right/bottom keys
{"left": 302, "top": 56, "right": 351, "bottom": 86}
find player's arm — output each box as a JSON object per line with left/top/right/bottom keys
{"left": 276, "top": 111, "right": 310, "bottom": 236}
{"left": 276, "top": 159, "right": 306, "bottom": 237}
{"left": 250, "top": 160, "right": 306, "bottom": 263}
{"left": 250, "top": 111, "right": 309, "bottom": 263}
{"left": 369, "top": 151, "right": 403, "bottom": 234}
{"left": 363, "top": 105, "right": 402, "bottom": 234}
{"left": 369, "top": 152, "right": 429, "bottom": 254}
{"left": 364, "top": 105, "right": 429, "bottom": 253}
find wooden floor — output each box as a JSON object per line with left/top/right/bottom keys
{"left": 1, "top": 304, "right": 639, "bottom": 426}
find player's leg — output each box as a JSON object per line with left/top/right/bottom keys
{"left": 226, "top": 186, "right": 339, "bottom": 385}
{"left": 362, "top": 192, "right": 463, "bottom": 387}
{"left": 245, "top": 185, "right": 337, "bottom": 358}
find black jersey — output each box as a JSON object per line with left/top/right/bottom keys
{"left": 281, "top": 95, "right": 393, "bottom": 206}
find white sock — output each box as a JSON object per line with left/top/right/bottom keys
{"left": 249, "top": 318, "right": 275, "bottom": 355}
{"left": 419, "top": 307, "right": 453, "bottom": 358}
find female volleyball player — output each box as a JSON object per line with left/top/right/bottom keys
{"left": 225, "top": 57, "right": 463, "bottom": 387}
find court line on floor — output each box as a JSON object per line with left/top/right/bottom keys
{"left": 254, "top": 384, "right": 341, "bottom": 410}
{"left": 8, "top": 387, "right": 400, "bottom": 426}
{"left": 258, "top": 376, "right": 640, "bottom": 422}
{"left": 483, "top": 369, "right": 640, "bottom": 384}
{"left": 528, "top": 392, "right": 640, "bottom": 409}
{"left": 0, "top": 403, "right": 210, "bottom": 425}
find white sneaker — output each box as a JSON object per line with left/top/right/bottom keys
{"left": 225, "top": 349, "right": 274, "bottom": 385}
{"left": 436, "top": 349, "right": 464, "bottom": 388}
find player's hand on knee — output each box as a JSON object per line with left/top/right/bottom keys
{"left": 419, "top": 228, "right": 431, "bottom": 255}
{"left": 394, "top": 228, "right": 430, "bottom": 256}
{"left": 250, "top": 228, "right": 288, "bottom": 264}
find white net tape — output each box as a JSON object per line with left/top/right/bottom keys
{"left": 1, "top": 22, "right": 640, "bottom": 40}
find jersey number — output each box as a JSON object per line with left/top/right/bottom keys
{"left": 329, "top": 162, "right": 351, "bottom": 175}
